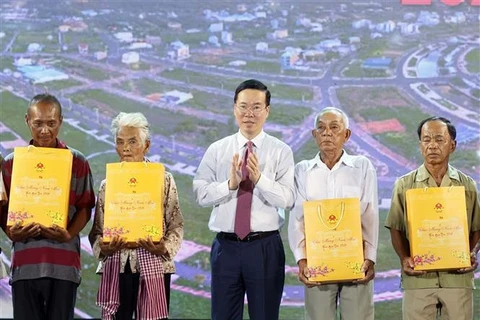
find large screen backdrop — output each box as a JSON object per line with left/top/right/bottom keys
{"left": 0, "top": 0, "right": 479, "bottom": 318}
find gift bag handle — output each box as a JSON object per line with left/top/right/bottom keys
{"left": 119, "top": 161, "right": 149, "bottom": 168}
{"left": 317, "top": 202, "right": 345, "bottom": 230}
{"left": 27, "top": 145, "right": 57, "bottom": 154}
{"left": 423, "top": 186, "right": 455, "bottom": 192}
{"left": 27, "top": 145, "right": 37, "bottom": 152}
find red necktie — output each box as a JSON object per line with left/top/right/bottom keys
{"left": 234, "top": 141, "right": 254, "bottom": 240}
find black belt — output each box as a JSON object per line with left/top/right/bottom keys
{"left": 217, "top": 230, "right": 278, "bottom": 242}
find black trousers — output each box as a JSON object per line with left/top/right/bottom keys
{"left": 210, "top": 231, "right": 285, "bottom": 320}
{"left": 115, "top": 262, "right": 172, "bottom": 320}
{"left": 12, "top": 278, "right": 78, "bottom": 320}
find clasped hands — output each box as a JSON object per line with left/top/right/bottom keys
{"left": 228, "top": 152, "right": 261, "bottom": 190}
{"left": 9, "top": 222, "right": 72, "bottom": 243}
{"left": 401, "top": 253, "right": 478, "bottom": 276}
{"left": 297, "top": 259, "right": 375, "bottom": 288}
{"left": 98, "top": 236, "right": 167, "bottom": 257}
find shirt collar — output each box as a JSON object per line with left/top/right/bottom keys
{"left": 28, "top": 139, "right": 67, "bottom": 149}
{"left": 236, "top": 130, "right": 266, "bottom": 149}
{"left": 415, "top": 163, "right": 460, "bottom": 182}
{"left": 339, "top": 151, "right": 356, "bottom": 167}
{"left": 307, "top": 150, "right": 354, "bottom": 171}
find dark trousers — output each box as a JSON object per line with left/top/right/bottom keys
{"left": 115, "top": 262, "right": 171, "bottom": 320}
{"left": 12, "top": 278, "right": 78, "bottom": 320}
{"left": 210, "top": 232, "right": 285, "bottom": 320}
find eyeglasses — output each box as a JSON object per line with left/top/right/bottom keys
{"left": 235, "top": 105, "right": 267, "bottom": 115}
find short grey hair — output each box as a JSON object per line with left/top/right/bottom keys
{"left": 313, "top": 107, "right": 350, "bottom": 129}
{"left": 111, "top": 112, "right": 151, "bottom": 143}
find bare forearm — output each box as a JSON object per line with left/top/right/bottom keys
{"left": 68, "top": 208, "right": 91, "bottom": 238}
{"left": 471, "top": 231, "right": 480, "bottom": 254}
{"left": 0, "top": 205, "right": 7, "bottom": 233}
{"left": 88, "top": 206, "right": 104, "bottom": 246}
{"left": 390, "top": 228, "right": 410, "bottom": 261}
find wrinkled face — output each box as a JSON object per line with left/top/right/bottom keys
{"left": 419, "top": 120, "right": 455, "bottom": 166}
{"left": 25, "top": 102, "right": 63, "bottom": 148}
{"left": 312, "top": 111, "right": 351, "bottom": 154}
{"left": 115, "top": 126, "right": 150, "bottom": 162}
{"left": 234, "top": 89, "right": 269, "bottom": 138}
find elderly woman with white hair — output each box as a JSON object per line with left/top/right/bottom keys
{"left": 89, "top": 112, "right": 184, "bottom": 320}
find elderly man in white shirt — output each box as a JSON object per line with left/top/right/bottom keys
{"left": 194, "top": 79, "right": 295, "bottom": 320}
{"left": 288, "top": 107, "right": 379, "bottom": 320}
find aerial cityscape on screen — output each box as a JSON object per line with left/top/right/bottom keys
{"left": 0, "top": 0, "right": 479, "bottom": 318}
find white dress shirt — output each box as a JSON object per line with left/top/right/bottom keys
{"left": 288, "top": 151, "right": 379, "bottom": 263}
{"left": 193, "top": 130, "right": 295, "bottom": 233}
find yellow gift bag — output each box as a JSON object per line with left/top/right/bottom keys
{"left": 304, "top": 198, "right": 364, "bottom": 282}
{"left": 7, "top": 146, "right": 73, "bottom": 228}
{"left": 103, "top": 162, "right": 164, "bottom": 243}
{"left": 406, "top": 186, "right": 470, "bottom": 271}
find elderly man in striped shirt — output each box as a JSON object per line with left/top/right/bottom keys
{"left": 1, "top": 94, "right": 95, "bottom": 320}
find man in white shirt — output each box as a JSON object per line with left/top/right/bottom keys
{"left": 288, "top": 107, "right": 379, "bottom": 320}
{"left": 193, "top": 79, "right": 295, "bottom": 320}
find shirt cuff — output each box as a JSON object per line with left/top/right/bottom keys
{"left": 364, "top": 243, "right": 377, "bottom": 264}
{"left": 162, "top": 240, "right": 174, "bottom": 261}
{"left": 254, "top": 172, "right": 270, "bottom": 191}
{"left": 293, "top": 248, "right": 306, "bottom": 264}
{"left": 222, "top": 180, "right": 237, "bottom": 195}
{"left": 384, "top": 222, "right": 405, "bottom": 231}
{"left": 92, "top": 237, "right": 105, "bottom": 261}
